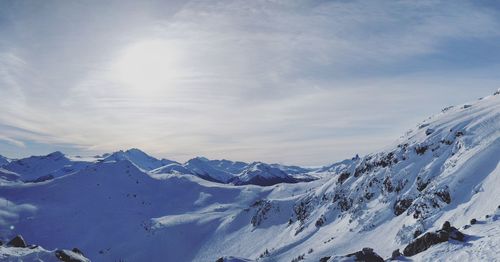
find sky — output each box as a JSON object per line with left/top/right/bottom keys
{"left": 1, "top": 0, "right": 500, "bottom": 166}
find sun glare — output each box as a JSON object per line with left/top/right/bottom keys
{"left": 110, "top": 39, "right": 185, "bottom": 96}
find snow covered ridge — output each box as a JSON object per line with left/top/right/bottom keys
{"left": 235, "top": 91, "right": 499, "bottom": 260}
{"left": 0, "top": 90, "right": 498, "bottom": 261}
{"left": 0, "top": 148, "right": 316, "bottom": 186}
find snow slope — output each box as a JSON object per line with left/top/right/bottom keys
{"left": 2, "top": 151, "right": 92, "bottom": 182}
{"left": 0, "top": 91, "right": 499, "bottom": 261}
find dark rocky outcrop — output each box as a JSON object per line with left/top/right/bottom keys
{"left": 394, "top": 198, "right": 413, "bottom": 216}
{"left": 337, "top": 171, "right": 350, "bottom": 184}
{"left": 55, "top": 249, "right": 88, "bottom": 262}
{"left": 391, "top": 249, "right": 402, "bottom": 260}
{"left": 403, "top": 221, "right": 465, "bottom": 257}
{"left": 470, "top": 218, "right": 477, "bottom": 225}
{"left": 315, "top": 215, "right": 325, "bottom": 227}
{"left": 26, "top": 174, "right": 54, "bottom": 183}
{"left": 72, "top": 248, "right": 84, "bottom": 255}
{"left": 7, "top": 235, "right": 27, "bottom": 248}
{"left": 319, "top": 257, "right": 331, "bottom": 262}
{"left": 346, "top": 247, "right": 384, "bottom": 262}
{"left": 403, "top": 231, "right": 448, "bottom": 256}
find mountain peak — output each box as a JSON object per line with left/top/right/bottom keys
{"left": 104, "top": 148, "right": 173, "bottom": 171}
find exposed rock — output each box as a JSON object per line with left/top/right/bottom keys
{"left": 315, "top": 215, "right": 326, "bottom": 227}
{"left": 425, "top": 128, "right": 435, "bottom": 136}
{"left": 251, "top": 200, "right": 272, "bottom": 227}
{"left": 403, "top": 231, "right": 448, "bottom": 257}
{"left": 346, "top": 247, "right": 384, "bottom": 262}
{"left": 448, "top": 227, "right": 465, "bottom": 241}
{"left": 435, "top": 190, "right": 451, "bottom": 204}
{"left": 391, "top": 249, "right": 402, "bottom": 260}
{"left": 413, "top": 230, "right": 422, "bottom": 239}
{"left": 7, "top": 235, "right": 27, "bottom": 248}
{"left": 337, "top": 171, "right": 350, "bottom": 184}
{"left": 55, "top": 249, "right": 89, "bottom": 262}
{"left": 470, "top": 218, "right": 477, "bottom": 225}
{"left": 415, "top": 145, "right": 428, "bottom": 155}
{"left": 403, "top": 222, "right": 465, "bottom": 257}
{"left": 72, "top": 248, "right": 84, "bottom": 255}
{"left": 319, "top": 257, "right": 331, "bottom": 262}
{"left": 216, "top": 258, "right": 224, "bottom": 262}
{"left": 26, "top": 174, "right": 54, "bottom": 183}
{"left": 394, "top": 198, "right": 413, "bottom": 216}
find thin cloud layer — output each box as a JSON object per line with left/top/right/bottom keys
{"left": 1, "top": 0, "right": 500, "bottom": 165}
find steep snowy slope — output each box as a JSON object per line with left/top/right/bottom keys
{"left": 103, "top": 148, "right": 176, "bottom": 171}
{"left": 225, "top": 91, "right": 500, "bottom": 261}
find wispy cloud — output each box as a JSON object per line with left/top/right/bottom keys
{"left": 1, "top": 0, "right": 500, "bottom": 165}
{"left": 0, "top": 135, "right": 25, "bottom": 148}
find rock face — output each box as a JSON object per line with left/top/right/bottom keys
{"left": 319, "top": 257, "right": 331, "bottom": 262}
{"left": 55, "top": 249, "right": 89, "bottom": 262}
{"left": 403, "top": 222, "right": 465, "bottom": 256}
{"left": 345, "top": 247, "right": 384, "bottom": 262}
{"left": 391, "top": 249, "right": 402, "bottom": 260}
{"left": 7, "top": 235, "right": 27, "bottom": 248}
{"left": 1, "top": 234, "right": 89, "bottom": 262}
{"left": 71, "top": 248, "right": 84, "bottom": 255}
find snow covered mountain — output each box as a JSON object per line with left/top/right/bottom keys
{"left": 0, "top": 91, "right": 499, "bottom": 261}
{"left": 230, "top": 162, "right": 299, "bottom": 186}
{"left": 103, "top": 148, "right": 176, "bottom": 171}
{"left": 0, "top": 155, "right": 9, "bottom": 167}
{"left": 151, "top": 157, "right": 314, "bottom": 186}
{"left": 2, "top": 151, "right": 91, "bottom": 182}
{"left": 183, "top": 157, "right": 236, "bottom": 183}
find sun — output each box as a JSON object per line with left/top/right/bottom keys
{"left": 110, "top": 39, "right": 185, "bottom": 96}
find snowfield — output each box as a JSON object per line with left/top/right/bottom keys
{"left": 0, "top": 91, "right": 499, "bottom": 261}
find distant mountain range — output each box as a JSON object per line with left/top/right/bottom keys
{"left": 0, "top": 148, "right": 318, "bottom": 187}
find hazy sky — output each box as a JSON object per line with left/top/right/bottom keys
{"left": 1, "top": 0, "right": 500, "bottom": 165}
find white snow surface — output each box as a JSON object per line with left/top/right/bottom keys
{"left": 0, "top": 92, "right": 499, "bottom": 261}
